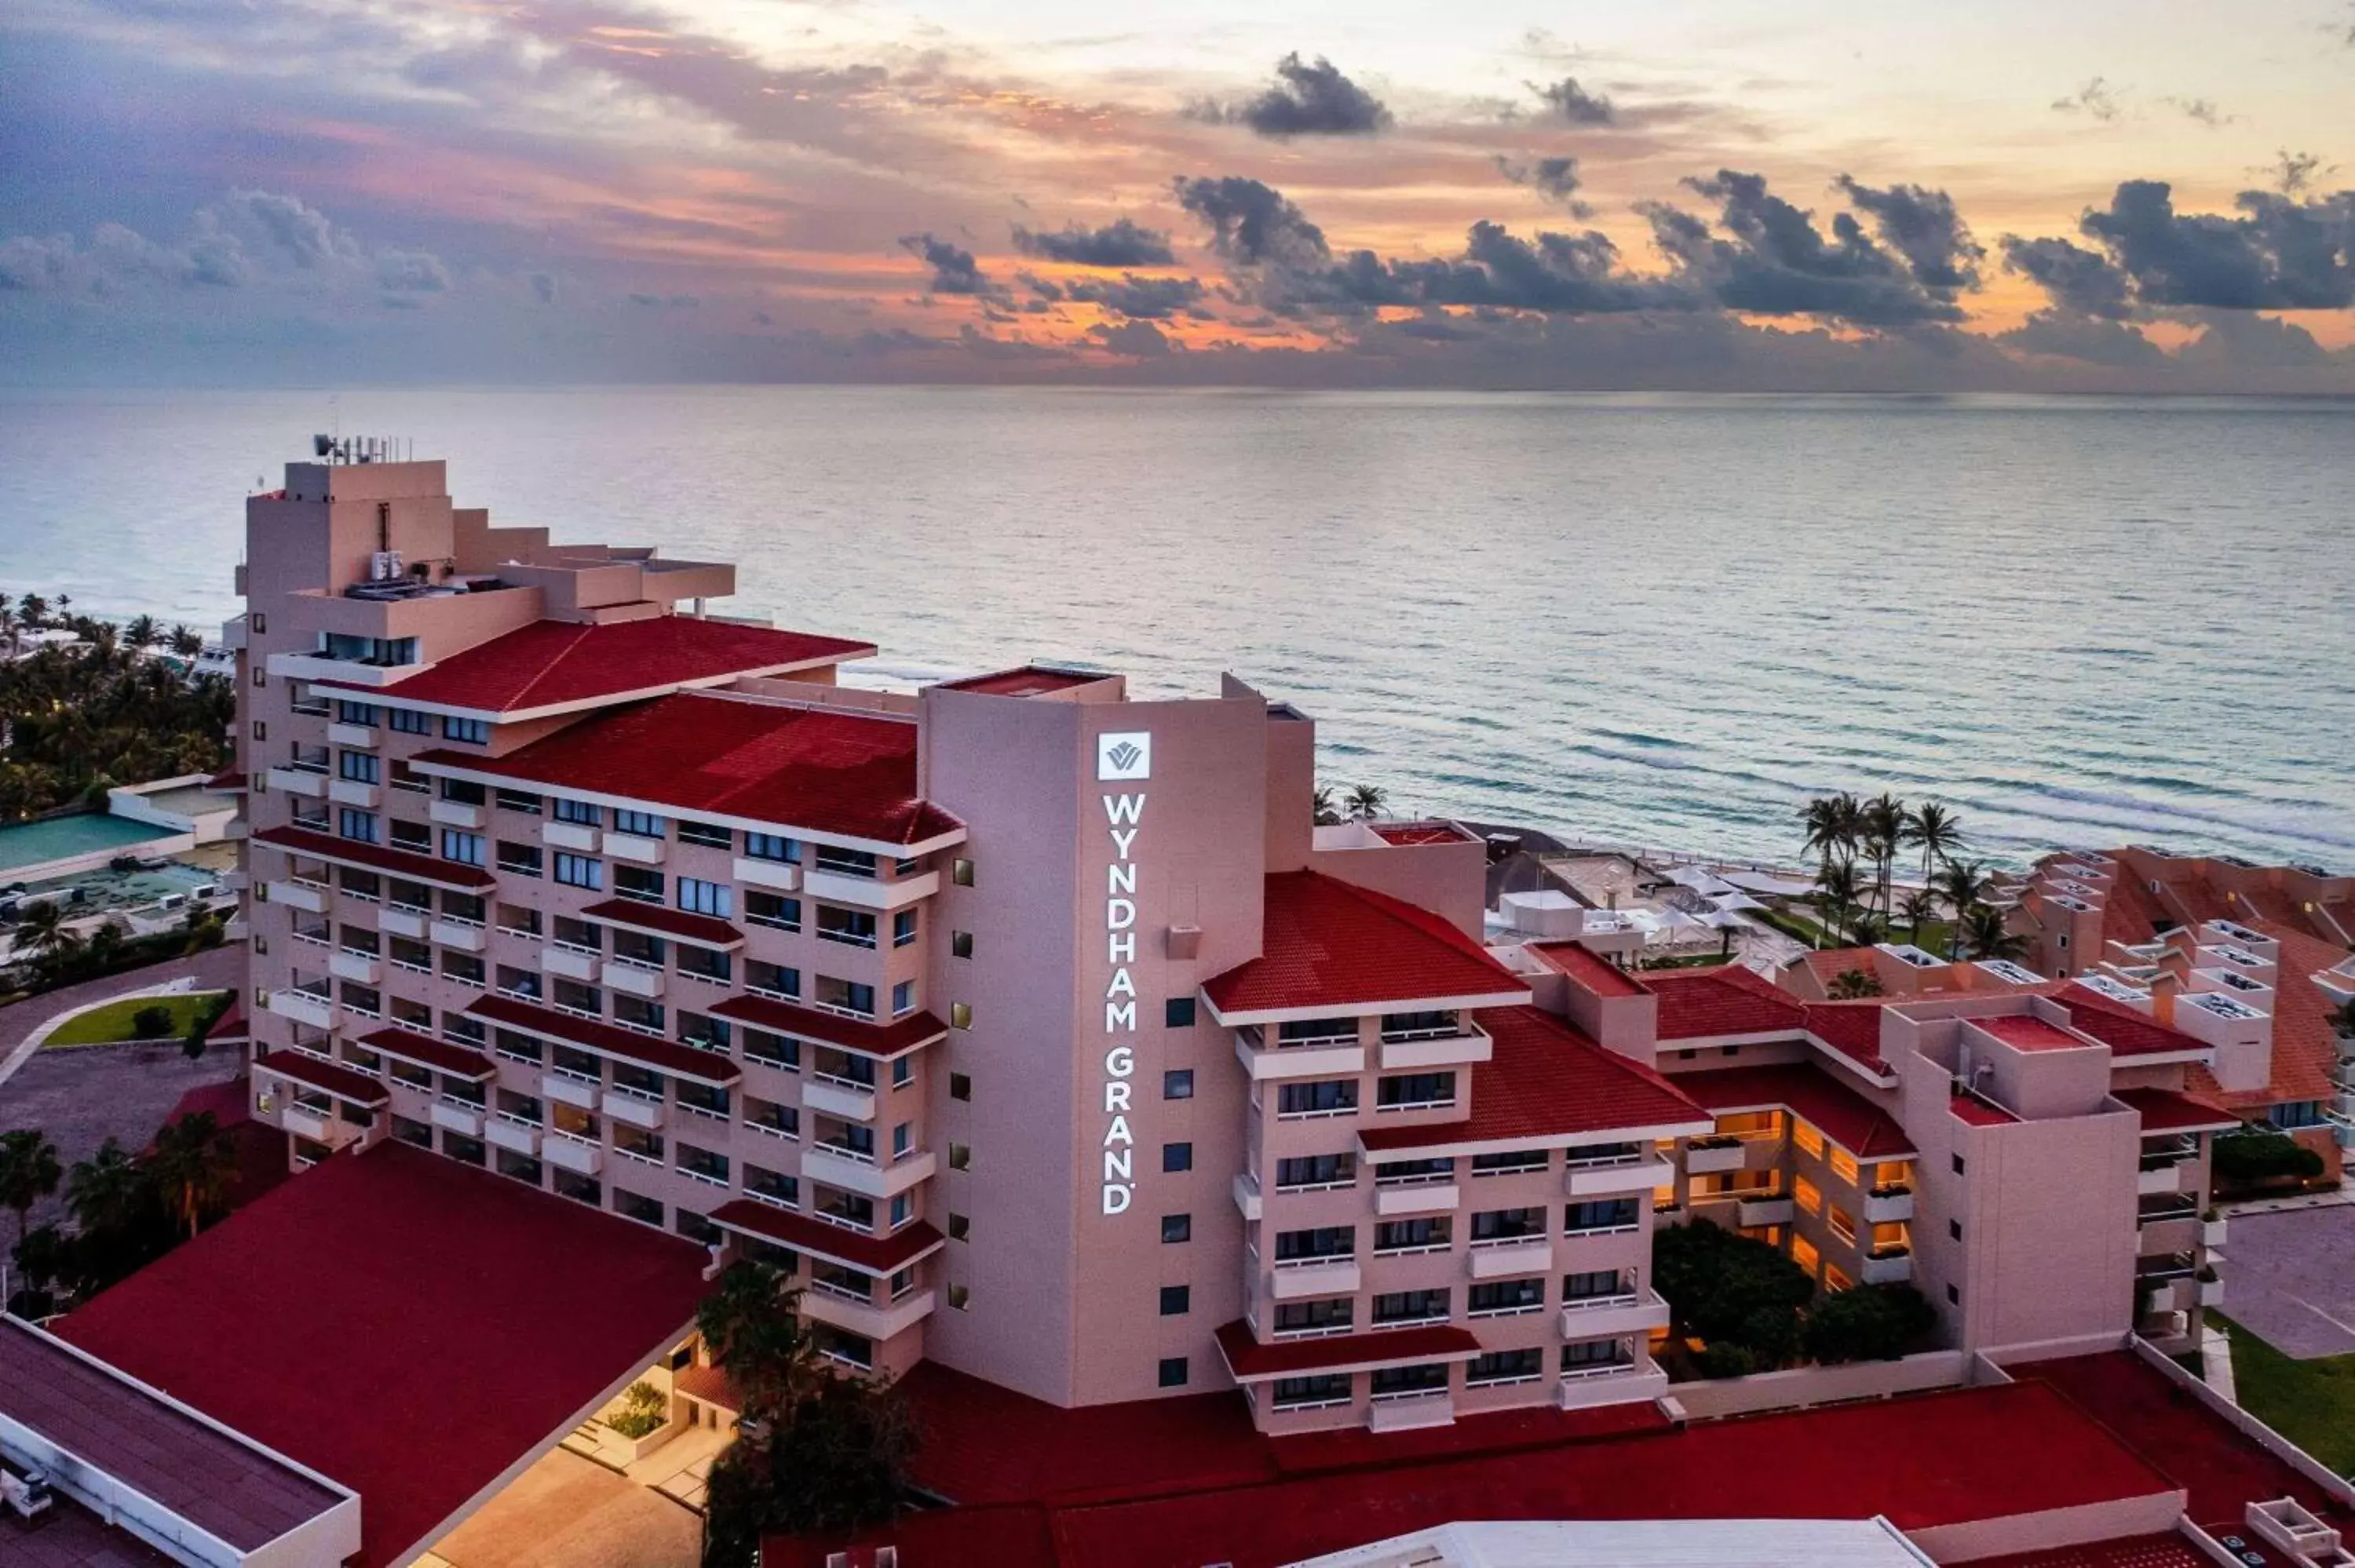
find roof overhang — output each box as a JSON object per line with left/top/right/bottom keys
{"left": 1200, "top": 987, "right": 1533, "bottom": 1029}
{"left": 406, "top": 756, "right": 968, "bottom": 860}
{"left": 253, "top": 826, "right": 495, "bottom": 893}
{"left": 310, "top": 647, "right": 878, "bottom": 727}
{"left": 1214, "top": 1321, "right": 1482, "bottom": 1383}
{"left": 464, "top": 996, "right": 742, "bottom": 1088}
{"left": 1356, "top": 1116, "right": 1714, "bottom": 1162}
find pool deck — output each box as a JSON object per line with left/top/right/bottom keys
{"left": 0, "top": 813, "right": 186, "bottom": 877}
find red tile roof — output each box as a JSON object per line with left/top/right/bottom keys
{"left": 205, "top": 1001, "right": 248, "bottom": 1041}
{"left": 356, "top": 1024, "right": 496, "bottom": 1081}
{"left": 414, "top": 691, "right": 961, "bottom": 848}
{"left": 1641, "top": 964, "right": 1808, "bottom": 1041}
{"left": 709, "top": 992, "right": 947, "bottom": 1059}
{"left": 1976, "top": 1013, "right": 2098, "bottom": 1052}
{"left": 1801, "top": 1001, "right": 1889, "bottom": 1072}
{"left": 798, "top": 1379, "right": 2174, "bottom": 1568}
{"left": 2198, "top": 920, "right": 2350, "bottom": 1110}
{"left": 1370, "top": 821, "right": 1477, "bottom": 848}
{"left": 706, "top": 1202, "right": 944, "bottom": 1277}
{"left": 1673, "top": 1063, "right": 1915, "bottom": 1159}
{"left": 330, "top": 615, "right": 871, "bottom": 717}
{"left": 466, "top": 994, "right": 742, "bottom": 1086}
{"left": 1203, "top": 871, "right": 1529, "bottom": 1018}
{"left": 253, "top": 1049, "right": 389, "bottom": 1107}
{"left": 579, "top": 896, "right": 743, "bottom": 950}
{"left": 1358, "top": 1007, "right": 1708, "bottom": 1154}
{"left": 2109, "top": 1086, "right": 2240, "bottom": 1135}
{"left": 938, "top": 665, "right": 1108, "bottom": 696}
{"left": 1526, "top": 940, "right": 1646, "bottom": 997}
{"left": 1795, "top": 946, "right": 1886, "bottom": 988}
{"left": 1952, "top": 1090, "right": 2018, "bottom": 1126}
{"left": 673, "top": 1360, "right": 744, "bottom": 1413}
{"left": 1213, "top": 1321, "right": 1481, "bottom": 1381}
{"left": 57, "top": 1143, "right": 713, "bottom": 1568}
{"left": 252, "top": 825, "right": 495, "bottom": 891}
{"left": 2056, "top": 986, "right": 2210, "bottom": 1059}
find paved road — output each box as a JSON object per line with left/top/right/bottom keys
{"left": 0, "top": 946, "right": 244, "bottom": 1061}
{"left": 2216, "top": 1205, "right": 2355, "bottom": 1358}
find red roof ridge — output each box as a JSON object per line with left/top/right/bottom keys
{"left": 1203, "top": 870, "right": 1528, "bottom": 1017}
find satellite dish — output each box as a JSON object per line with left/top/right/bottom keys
{"left": 313, "top": 433, "right": 334, "bottom": 458}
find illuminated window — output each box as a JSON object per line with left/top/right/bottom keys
{"left": 1824, "top": 1264, "right": 1856, "bottom": 1292}
{"left": 952, "top": 857, "right": 974, "bottom": 887}
{"left": 1791, "top": 1234, "right": 1821, "bottom": 1276}
{"left": 1828, "top": 1147, "right": 1860, "bottom": 1185}
{"left": 1875, "top": 1161, "right": 1913, "bottom": 1188}
{"left": 1827, "top": 1205, "right": 1857, "bottom": 1245}
{"left": 1793, "top": 1176, "right": 1822, "bottom": 1216}
{"left": 951, "top": 1001, "right": 972, "bottom": 1030}
{"left": 1791, "top": 1120, "right": 1825, "bottom": 1159}
{"left": 1871, "top": 1220, "right": 1909, "bottom": 1249}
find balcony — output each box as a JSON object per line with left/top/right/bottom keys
{"left": 2136, "top": 1160, "right": 2192, "bottom": 1196}
{"left": 543, "top": 946, "right": 600, "bottom": 983}
{"left": 1685, "top": 1136, "right": 1748, "bottom": 1175}
{"left": 326, "top": 720, "right": 377, "bottom": 749}
{"left": 604, "top": 832, "right": 664, "bottom": 865}
{"left": 327, "top": 950, "right": 381, "bottom": 985}
{"left": 1864, "top": 1185, "right": 1915, "bottom": 1223}
{"left": 1365, "top": 1391, "right": 1454, "bottom": 1432}
{"left": 2204, "top": 1216, "right": 2229, "bottom": 1247}
{"left": 604, "top": 962, "right": 664, "bottom": 1000}
{"left": 1376, "top": 1183, "right": 1460, "bottom": 1216}
{"left": 1269, "top": 1259, "right": 1360, "bottom": 1300}
{"left": 1233, "top": 1025, "right": 1364, "bottom": 1082}
{"left": 1861, "top": 1246, "right": 1912, "bottom": 1285}
{"left": 601, "top": 1091, "right": 665, "bottom": 1129}
{"left": 803, "top": 1075, "right": 878, "bottom": 1122}
{"left": 2200, "top": 1275, "right": 2225, "bottom": 1307}
{"left": 1232, "top": 1171, "right": 1262, "bottom": 1221}
{"left": 802, "top": 867, "right": 938, "bottom": 911}
{"left": 1377, "top": 1019, "right": 1495, "bottom": 1071}
{"left": 327, "top": 777, "right": 379, "bottom": 809}
{"left": 734, "top": 855, "right": 801, "bottom": 892}
{"left": 808, "top": 1143, "right": 937, "bottom": 1200}
{"left": 429, "top": 799, "right": 484, "bottom": 830}
{"left": 541, "top": 1073, "right": 600, "bottom": 1109}
{"left": 268, "top": 986, "right": 335, "bottom": 1030}
{"left": 1555, "top": 1362, "right": 1666, "bottom": 1411}
{"left": 486, "top": 1116, "right": 541, "bottom": 1156}
{"left": 378, "top": 906, "right": 425, "bottom": 939}
{"left": 279, "top": 1105, "right": 335, "bottom": 1144}
{"left": 267, "top": 767, "right": 328, "bottom": 800}
{"left": 798, "top": 1285, "right": 938, "bottom": 1343}
{"left": 1466, "top": 1238, "right": 1552, "bottom": 1278}
{"left": 543, "top": 1132, "right": 601, "bottom": 1175}
{"left": 430, "top": 1101, "right": 484, "bottom": 1137}
{"left": 1559, "top": 1289, "right": 1670, "bottom": 1340}
{"left": 1565, "top": 1154, "right": 1671, "bottom": 1198}
{"left": 429, "top": 919, "right": 487, "bottom": 953}
{"left": 268, "top": 878, "right": 327, "bottom": 914}
{"left": 1737, "top": 1196, "right": 1795, "bottom": 1228}
{"left": 265, "top": 651, "right": 429, "bottom": 687}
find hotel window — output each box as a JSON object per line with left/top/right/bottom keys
{"left": 444, "top": 1132, "right": 487, "bottom": 1167}
{"left": 1160, "top": 1213, "right": 1191, "bottom": 1244}
{"left": 1276, "top": 1079, "right": 1356, "bottom": 1117}
{"left": 387, "top": 708, "right": 430, "bottom": 735}
{"left": 389, "top": 937, "right": 432, "bottom": 972}
{"left": 614, "top": 1190, "right": 663, "bottom": 1227}
{"left": 1375, "top": 1072, "right": 1456, "bottom": 1110}
{"left": 615, "top": 866, "right": 664, "bottom": 904}
{"left": 947, "top": 1285, "right": 969, "bottom": 1311}
{"left": 676, "top": 946, "right": 731, "bottom": 983}
{"left": 1794, "top": 1176, "right": 1822, "bottom": 1215}
{"left": 1159, "top": 1285, "right": 1190, "bottom": 1316}
{"left": 497, "top": 841, "right": 542, "bottom": 877}
{"left": 949, "top": 1000, "right": 971, "bottom": 1029}
{"left": 1165, "top": 996, "right": 1196, "bottom": 1028}
{"left": 746, "top": 892, "right": 801, "bottom": 931}
{"left": 440, "top": 778, "right": 486, "bottom": 806}
{"left": 1162, "top": 1141, "right": 1193, "bottom": 1173}
{"left": 947, "top": 1143, "right": 970, "bottom": 1171}
{"left": 338, "top": 868, "right": 381, "bottom": 901}
{"left": 747, "top": 960, "right": 800, "bottom": 1000}
{"left": 1791, "top": 1119, "right": 1825, "bottom": 1158}
{"left": 948, "top": 1213, "right": 969, "bottom": 1241}
{"left": 1370, "top": 1364, "right": 1450, "bottom": 1398}
{"left": 554, "top": 1171, "right": 602, "bottom": 1207}
{"left": 678, "top": 819, "right": 732, "bottom": 849}
{"left": 891, "top": 981, "right": 916, "bottom": 1017}
{"left": 1375, "top": 1216, "right": 1450, "bottom": 1253}
{"left": 817, "top": 905, "right": 878, "bottom": 948}
{"left": 442, "top": 951, "right": 485, "bottom": 986}
{"left": 890, "top": 1122, "right": 912, "bottom": 1160}
{"left": 951, "top": 857, "right": 974, "bottom": 887}
{"left": 339, "top": 808, "right": 378, "bottom": 843}
{"left": 1276, "top": 1153, "right": 1354, "bottom": 1190}
{"left": 334, "top": 699, "right": 378, "bottom": 727}
{"left": 677, "top": 877, "right": 732, "bottom": 917}
{"left": 553, "top": 798, "right": 601, "bottom": 826}
{"left": 442, "top": 716, "right": 491, "bottom": 745}
{"left": 889, "top": 1193, "right": 915, "bottom": 1227}
{"left": 1828, "top": 1147, "right": 1860, "bottom": 1185}
{"left": 1373, "top": 1289, "right": 1449, "bottom": 1326}
{"left": 743, "top": 1031, "right": 799, "bottom": 1073}
{"left": 1272, "top": 1374, "right": 1350, "bottom": 1409}
{"left": 1827, "top": 1205, "right": 1857, "bottom": 1246}
{"left": 1163, "top": 1069, "right": 1194, "bottom": 1100}
{"left": 812, "top": 976, "right": 876, "bottom": 1017}
{"left": 1274, "top": 1227, "right": 1353, "bottom": 1263}
{"left": 390, "top": 761, "right": 429, "bottom": 795}
{"left": 1471, "top": 1149, "right": 1548, "bottom": 1177}
{"left": 1470, "top": 1206, "right": 1544, "bottom": 1242}
{"left": 1564, "top": 1198, "right": 1639, "bottom": 1234}
{"left": 1871, "top": 1220, "right": 1908, "bottom": 1250}
{"left": 1467, "top": 1280, "right": 1544, "bottom": 1318}
{"left": 1561, "top": 1339, "right": 1629, "bottom": 1372}
{"left": 442, "top": 830, "right": 486, "bottom": 866}
{"left": 495, "top": 787, "right": 542, "bottom": 815}
{"left": 1272, "top": 1298, "right": 1353, "bottom": 1336}
{"left": 951, "top": 929, "right": 973, "bottom": 958}
{"left": 678, "top": 1012, "right": 730, "bottom": 1052}
{"left": 950, "top": 1072, "right": 971, "bottom": 1101}
{"left": 893, "top": 908, "right": 918, "bottom": 947}
{"left": 1825, "top": 1264, "right": 1856, "bottom": 1292}
{"left": 391, "top": 820, "right": 431, "bottom": 853}
{"left": 338, "top": 750, "right": 379, "bottom": 784}
{"left": 1157, "top": 1358, "right": 1188, "bottom": 1389}
{"left": 391, "top": 1114, "right": 433, "bottom": 1149}
{"left": 1467, "top": 1347, "right": 1544, "bottom": 1385}
{"left": 615, "top": 996, "right": 666, "bottom": 1035}
{"left": 743, "top": 832, "right": 798, "bottom": 862}
{"left": 613, "top": 809, "right": 667, "bottom": 839}
{"left": 814, "top": 845, "right": 878, "bottom": 878}
{"left": 1562, "top": 1269, "right": 1626, "bottom": 1303}
{"left": 1791, "top": 1235, "right": 1822, "bottom": 1276}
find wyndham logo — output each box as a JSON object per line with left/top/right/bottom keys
{"left": 1097, "top": 731, "right": 1152, "bottom": 782}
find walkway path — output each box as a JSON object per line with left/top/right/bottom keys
{"left": 0, "top": 946, "right": 243, "bottom": 1092}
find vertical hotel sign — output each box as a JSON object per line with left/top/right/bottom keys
{"left": 1096, "top": 730, "right": 1152, "bottom": 1216}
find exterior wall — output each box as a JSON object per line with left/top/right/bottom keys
{"left": 1309, "top": 837, "right": 1486, "bottom": 939}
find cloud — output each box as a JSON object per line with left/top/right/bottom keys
{"left": 1531, "top": 76, "right": 1614, "bottom": 126}
{"left": 897, "top": 232, "right": 1006, "bottom": 301}
{"left": 1495, "top": 156, "right": 1592, "bottom": 218}
{"left": 1010, "top": 219, "right": 1175, "bottom": 268}
{"left": 1320, "top": 221, "right": 1697, "bottom": 315}
{"left": 225, "top": 189, "right": 362, "bottom": 272}
{"left": 2163, "top": 96, "right": 2229, "bottom": 129}
{"left": 2266, "top": 151, "right": 2337, "bottom": 197}
{"left": 1232, "top": 54, "right": 1392, "bottom": 137}
{"left": 1833, "top": 176, "right": 1984, "bottom": 291}
{"left": 2051, "top": 78, "right": 2123, "bottom": 121}
{"left": 530, "top": 272, "right": 557, "bottom": 305}
{"left": 2091, "top": 181, "right": 2353, "bottom": 310}
{"left": 1644, "top": 170, "right": 1975, "bottom": 325}
{"left": 0, "top": 235, "right": 76, "bottom": 292}
{"left": 1999, "top": 235, "right": 2134, "bottom": 318}
{"left": 1171, "top": 177, "right": 1331, "bottom": 268}
{"left": 376, "top": 250, "right": 451, "bottom": 293}
{"left": 2177, "top": 310, "right": 2335, "bottom": 367}
{"left": 1995, "top": 310, "right": 2165, "bottom": 367}
{"left": 1061, "top": 273, "right": 1207, "bottom": 319}
{"left": 1092, "top": 319, "right": 1173, "bottom": 356}
{"left": 627, "top": 292, "right": 701, "bottom": 306}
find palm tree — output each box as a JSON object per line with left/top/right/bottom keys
{"left": 66, "top": 1139, "right": 153, "bottom": 1238}
{"left": 168, "top": 623, "right": 203, "bottom": 659}
{"left": 17, "top": 593, "right": 48, "bottom": 628}
{"left": 1814, "top": 859, "right": 1863, "bottom": 947}
{"left": 697, "top": 1258, "right": 818, "bottom": 1412}
{"left": 1963, "top": 903, "right": 2028, "bottom": 962}
{"left": 1345, "top": 783, "right": 1388, "bottom": 822}
{"left": 123, "top": 614, "right": 161, "bottom": 652}
{"left": 1937, "top": 859, "right": 1992, "bottom": 960}
{"left": 1311, "top": 785, "right": 1341, "bottom": 827}
{"left": 11, "top": 900, "right": 80, "bottom": 969}
{"left": 1897, "top": 888, "right": 1938, "bottom": 944}
{"left": 1861, "top": 793, "right": 1905, "bottom": 917}
{"left": 1828, "top": 969, "right": 1886, "bottom": 1000}
{"left": 1798, "top": 796, "right": 1844, "bottom": 872}
{"left": 144, "top": 1112, "right": 239, "bottom": 1240}
{"left": 0, "top": 602, "right": 19, "bottom": 660}
{"left": 1904, "top": 801, "right": 1965, "bottom": 892}
{"left": 0, "top": 1129, "right": 64, "bottom": 1253}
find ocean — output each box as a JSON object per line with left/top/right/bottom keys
{"left": 2, "top": 385, "right": 2350, "bottom": 872}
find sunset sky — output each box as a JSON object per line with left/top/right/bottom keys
{"left": 3, "top": 0, "right": 2352, "bottom": 388}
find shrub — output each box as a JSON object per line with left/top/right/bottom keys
{"left": 2213, "top": 1129, "right": 2324, "bottom": 1187}
{"left": 602, "top": 1380, "right": 669, "bottom": 1439}
{"left": 1802, "top": 1283, "right": 1938, "bottom": 1364}
{"left": 131, "top": 1004, "right": 174, "bottom": 1038}
{"left": 1655, "top": 1218, "right": 1815, "bottom": 1372}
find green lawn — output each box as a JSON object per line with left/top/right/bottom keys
{"left": 2213, "top": 1311, "right": 2355, "bottom": 1475}
{"left": 42, "top": 990, "right": 227, "bottom": 1048}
